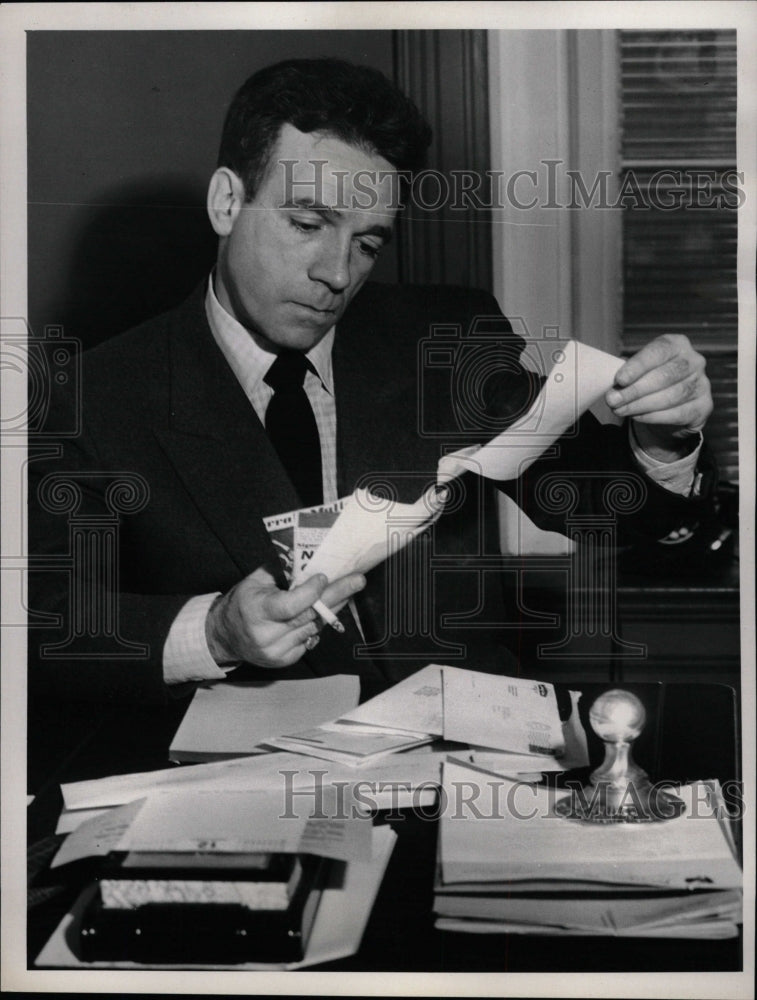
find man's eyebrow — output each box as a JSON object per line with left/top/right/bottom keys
{"left": 284, "top": 198, "right": 393, "bottom": 243}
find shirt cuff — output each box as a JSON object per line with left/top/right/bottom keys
{"left": 629, "top": 423, "right": 703, "bottom": 497}
{"left": 163, "top": 593, "right": 237, "bottom": 685}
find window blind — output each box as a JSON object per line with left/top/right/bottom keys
{"left": 619, "top": 30, "right": 738, "bottom": 483}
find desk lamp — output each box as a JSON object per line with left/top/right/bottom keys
{"left": 555, "top": 688, "right": 685, "bottom": 823}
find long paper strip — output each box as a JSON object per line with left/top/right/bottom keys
{"left": 296, "top": 339, "right": 623, "bottom": 584}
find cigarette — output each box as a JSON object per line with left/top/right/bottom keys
{"left": 312, "top": 599, "right": 345, "bottom": 634}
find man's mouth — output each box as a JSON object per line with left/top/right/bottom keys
{"left": 294, "top": 300, "right": 337, "bottom": 312}
{"left": 293, "top": 302, "right": 338, "bottom": 318}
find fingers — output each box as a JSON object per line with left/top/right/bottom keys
{"left": 609, "top": 375, "right": 702, "bottom": 419}
{"left": 320, "top": 572, "right": 367, "bottom": 614}
{"left": 612, "top": 334, "right": 690, "bottom": 389}
{"left": 605, "top": 335, "right": 712, "bottom": 438}
{"left": 264, "top": 618, "right": 321, "bottom": 665}
{"left": 607, "top": 341, "right": 705, "bottom": 411}
{"left": 630, "top": 402, "right": 708, "bottom": 428}
{"left": 288, "top": 605, "right": 317, "bottom": 629}
{"left": 207, "top": 569, "right": 328, "bottom": 670}
{"left": 262, "top": 572, "right": 328, "bottom": 622}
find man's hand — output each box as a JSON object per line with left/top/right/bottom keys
{"left": 605, "top": 334, "right": 713, "bottom": 462}
{"left": 205, "top": 567, "right": 366, "bottom": 669}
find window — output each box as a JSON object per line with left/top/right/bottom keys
{"left": 619, "top": 30, "right": 738, "bottom": 482}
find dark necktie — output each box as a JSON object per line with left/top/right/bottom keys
{"left": 263, "top": 351, "right": 323, "bottom": 508}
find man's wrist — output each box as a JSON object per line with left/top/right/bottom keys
{"left": 630, "top": 420, "right": 700, "bottom": 464}
{"left": 205, "top": 593, "right": 240, "bottom": 666}
{"left": 628, "top": 422, "right": 702, "bottom": 497}
{"left": 163, "top": 593, "right": 235, "bottom": 685}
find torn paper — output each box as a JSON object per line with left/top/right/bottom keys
{"left": 265, "top": 339, "right": 623, "bottom": 585}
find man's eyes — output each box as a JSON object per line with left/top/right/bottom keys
{"left": 290, "top": 216, "right": 322, "bottom": 234}
{"left": 356, "top": 240, "right": 381, "bottom": 259}
{"left": 289, "top": 216, "right": 382, "bottom": 259}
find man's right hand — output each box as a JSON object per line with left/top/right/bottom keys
{"left": 205, "top": 566, "right": 366, "bottom": 669}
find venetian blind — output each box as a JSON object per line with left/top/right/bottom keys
{"left": 619, "top": 30, "right": 738, "bottom": 483}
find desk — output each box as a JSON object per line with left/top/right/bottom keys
{"left": 26, "top": 680, "right": 742, "bottom": 973}
{"left": 512, "top": 554, "right": 740, "bottom": 690}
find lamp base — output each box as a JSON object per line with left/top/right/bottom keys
{"left": 554, "top": 780, "right": 685, "bottom": 824}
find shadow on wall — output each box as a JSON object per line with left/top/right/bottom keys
{"left": 49, "top": 176, "right": 218, "bottom": 352}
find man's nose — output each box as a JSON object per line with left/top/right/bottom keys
{"left": 309, "top": 235, "right": 351, "bottom": 292}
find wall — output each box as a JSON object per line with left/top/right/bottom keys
{"left": 488, "top": 30, "right": 621, "bottom": 354}
{"left": 27, "top": 31, "right": 397, "bottom": 350}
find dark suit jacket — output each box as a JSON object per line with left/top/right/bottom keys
{"left": 28, "top": 282, "right": 715, "bottom": 705}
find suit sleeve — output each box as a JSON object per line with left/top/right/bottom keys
{"left": 27, "top": 391, "right": 195, "bottom": 706}
{"left": 464, "top": 290, "right": 718, "bottom": 543}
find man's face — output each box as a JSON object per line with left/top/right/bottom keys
{"left": 213, "top": 124, "right": 399, "bottom": 352}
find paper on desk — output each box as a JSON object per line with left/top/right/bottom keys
{"left": 340, "top": 663, "right": 445, "bottom": 735}
{"left": 434, "top": 916, "right": 741, "bottom": 940}
{"left": 442, "top": 667, "right": 565, "bottom": 756}
{"left": 51, "top": 799, "right": 146, "bottom": 868}
{"left": 439, "top": 760, "right": 743, "bottom": 889}
{"left": 61, "top": 750, "right": 318, "bottom": 812}
{"left": 54, "top": 787, "right": 370, "bottom": 866}
{"left": 436, "top": 883, "right": 743, "bottom": 939}
{"left": 277, "top": 339, "right": 622, "bottom": 586}
{"left": 467, "top": 689, "right": 588, "bottom": 775}
{"left": 435, "top": 887, "right": 742, "bottom": 933}
{"left": 36, "top": 823, "right": 398, "bottom": 971}
{"left": 61, "top": 742, "right": 447, "bottom": 820}
{"left": 168, "top": 675, "right": 360, "bottom": 762}
{"left": 341, "top": 670, "right": 587, "bottom": 772}
{"left": 57, "top": 807, "right": 111, "bottom": 835}
{"left": 56, "top": 784, "right": 371, "bottom": 864}
{"left": 269, "top": 721, "right": 433, "bottom": 767}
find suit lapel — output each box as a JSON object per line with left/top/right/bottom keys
{"left": 153, "top": 292, "right": 301, "bottom": 579}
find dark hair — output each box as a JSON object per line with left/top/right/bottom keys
{"left": 218, "top": 58, "right": 432, "bottom": 199}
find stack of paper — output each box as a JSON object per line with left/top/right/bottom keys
{"left": 56, "top": 666, "right": 587, "bottom": 841}
{"left": 37, "top": 823, "right": 397, "bottom": 971}
{"left": 39, "top": 781, "right": 392, "bottom": 969}
{"left": 168, "top": 664, "right": 586, "bottom": 778}
{"left": 434, "top": 759, "right": 743, "bottom": 939}
{"left": 265, "top": 664, "right": 586, "bottom": 771}
{"left": 168, "top": 675, "right": 360, "bottom": 762}
{"left": 266, "top": 721, "right": 433, "bottom": 766}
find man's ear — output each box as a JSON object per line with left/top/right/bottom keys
{"left": 207, "top": 168, "right": 246, "bottom": 237}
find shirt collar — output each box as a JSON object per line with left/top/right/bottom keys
{"left": 205, "top": 275, "right": 335, "bottom": 396}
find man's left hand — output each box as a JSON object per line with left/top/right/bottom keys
{"left": 605, "top": 334, "right": 713, "bottom": 462}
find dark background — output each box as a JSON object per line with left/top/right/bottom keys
{"left": 26, "top": 30, "right": 399, "bottom": 350}
{"left": 26, "top": 29, "right": 493, "bottom": 352}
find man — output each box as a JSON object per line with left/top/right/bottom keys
{"left": 28, "top": 58, "right": 714, "bottom": 708}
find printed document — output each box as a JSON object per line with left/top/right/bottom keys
{"left": 442, "top": 667, "right": 565, "bottom": 756}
